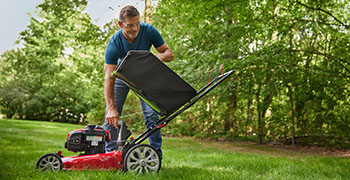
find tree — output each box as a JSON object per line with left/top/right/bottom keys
{"left": 0, "top": 0, "right": 107, "bottom": 123}
{"left": 153, "top": 0, "right": 350, "bottom": 147}
{"left": 144, "top": 0, "right": 152, "bottom": 23}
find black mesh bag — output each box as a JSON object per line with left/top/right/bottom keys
{"left": 114, "top": 50, "right": 197, "bottom": 116}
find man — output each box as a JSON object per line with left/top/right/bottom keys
{"left": 104, "top": 5, "right": 173, "bottom": 158}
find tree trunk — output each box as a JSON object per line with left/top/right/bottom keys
{"left": 287, "top": 84, "right": 295, "bottom": 146}
{"left": 288, "top": 30, "right": 296, "bottom": 146}
{"left": 246, "top": 73, "right": 253, "bottom": 136}
{"left": 256, "top": 84, "right": 263, "bottom": 145}
{"left": 144, "top": 0, "right": 152, "bottom": 23}
{"left": 246, "top": 93, "right": 252, "bottom": 136}
{"left": 224, "top": 90, "right": 238, "bottom": 135}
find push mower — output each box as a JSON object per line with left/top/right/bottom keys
{"left": 36, "top": 50, "right": 234, "bottom": 173}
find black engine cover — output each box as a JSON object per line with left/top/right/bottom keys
{"left": 65, "top": 125, "right": 108, "bottom": 155}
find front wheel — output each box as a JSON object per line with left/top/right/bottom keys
{"left": 36, "top": 153, "right": 62, "bottom": 171}
{"left": 123, "top": 144, "right": 161, "bottom": 173}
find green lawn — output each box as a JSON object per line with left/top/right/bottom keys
{"left": 0, "top": 119, "right": 349, "bottom": 180}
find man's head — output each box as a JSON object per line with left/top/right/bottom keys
{"left": 118, "top": 5, "right": 140, "bottom": 41}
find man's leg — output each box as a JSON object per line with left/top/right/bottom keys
{"left": 140, "top": 100, "right": 162, "bottom": 158}
{"left": 104, "top": 79, "right": 130, "bottom": 152}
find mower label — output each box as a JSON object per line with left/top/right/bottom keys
{"left": 86, "top": 135, "right": 103, "bottom": 146}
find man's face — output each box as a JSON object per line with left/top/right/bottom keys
{"left": 120, "top": 16, "right": 140, "bottom": 40}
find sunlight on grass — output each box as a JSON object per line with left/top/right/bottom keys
{"left": 0, "top": 119, "right": 349, "bottom": 180}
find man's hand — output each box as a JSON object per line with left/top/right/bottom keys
{"left": 106, "top": 108, "right": 120, "bottom": 128}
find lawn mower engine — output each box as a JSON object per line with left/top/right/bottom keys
{"left": 65, "top": 124, "right": 109, "bottom": 155}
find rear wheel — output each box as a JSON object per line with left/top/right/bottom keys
{"left": 36, "top": 153, "right": 62, "bottom": 171}
{"left": 123, "top": 144, "right": 161, "bottom": 173}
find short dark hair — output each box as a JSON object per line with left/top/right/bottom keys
{"left": 119, "top": 5, "right": 140, "bottom": 22}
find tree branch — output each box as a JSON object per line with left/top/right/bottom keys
{"left": 292, "top": 49, "right": 350, "bottom": 75}
{"left": 296, "top": 0, "right": 350, "bottom": 29}
{"left": 295, "top": 18, "right": 345, "bottom": 28}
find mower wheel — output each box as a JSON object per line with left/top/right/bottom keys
{"left": 123, "top": 144, "right": 161, "bottom": 173}
{"left": 36, "top": 153, "right": 63, "bottom": 171}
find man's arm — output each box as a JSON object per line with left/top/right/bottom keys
{"left": 155, "top": 43, "right": 174, "bottom": 62}
{"left": 104, "top": 63, "right": 119, "bottom": 128}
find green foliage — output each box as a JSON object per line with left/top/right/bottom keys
{"left": 0, "top": 0, "right": 112, "bottom": 123}
{"left": 153, "top": 0, "right": 350, "bottom": 147}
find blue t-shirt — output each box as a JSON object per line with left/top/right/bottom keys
{"left": 105, "top": 22, "right": 165, "bottom": 65}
